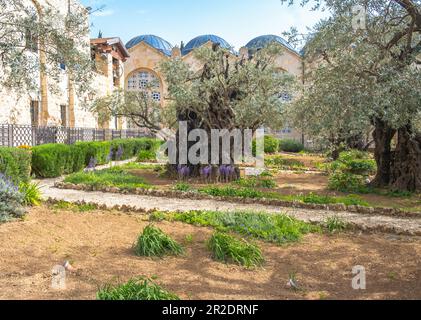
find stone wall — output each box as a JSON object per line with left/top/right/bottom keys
{"left": 0, "top": 0, "right": 112, "bottom": 129}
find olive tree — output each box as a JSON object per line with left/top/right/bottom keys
{"left": 283, "top": 0, "right": 421, "bottom": 191}
{"left": 0, "top": 0, "right": 94, "bottom": 96}
{"left": 158, "top": 43, "right": 295, "bottom": 171}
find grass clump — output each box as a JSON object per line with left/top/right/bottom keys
{"left": 208, "top": 232, "right": 264, "bottom": 268}
{"left": 154, "top": 210, "right": 320, "bottom": 245}
{"left": 173, "top": 182, "right": 193, "bottom": 192}
{"left": 265, "top": 155, "right": 306, "bottom": 170}
{"left": 134, "top": 225, "right": 184, "bottom": 257}
{"left": 235, "top": 177, "right": 277, "bottom": 189}
{"left": 64, "top": 166, "right": 152, "bottom": 191}
{"left": 325, "top": 216, "right": 348, "bottom": 234}
{"left": 19, "top": 182, "right": 42, "bottom": 206}
{"left": 97, "top": 277, "right": 179, "bottom": 300}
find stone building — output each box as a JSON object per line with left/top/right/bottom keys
{"left": 0, "top": 0, "right": 128, "bottom": 129}
{"left": 1, "top": 0, "right": 306, "bottom": 142}
{"left": 123, "top": 34, "right": 305, "bottom": 142}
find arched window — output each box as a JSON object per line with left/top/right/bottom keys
{"left": 126, "top": 70, "right": 162, "bottom": 102}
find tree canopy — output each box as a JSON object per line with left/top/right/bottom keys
{"left": 0, "top": 0, "right": 93, "bottom": 96}
{"left": 283, "top": 0, "right": 421, "bottom": 191}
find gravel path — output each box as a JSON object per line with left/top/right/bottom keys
{"left": 36, "top": 178, "right": 421, "bottom": 237}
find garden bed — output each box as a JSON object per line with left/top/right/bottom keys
{"left": 56, "top": 159, "right": 421, "bottom": 218}
{"left": 0, "top": 205, "right": 420, "bottom": 300}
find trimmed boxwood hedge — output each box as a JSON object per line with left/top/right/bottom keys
{"left": 279, "top": 139, "right": 304, "bottom": 153}
{"left": 0, "top": 147, "right": 32, "bottom": 183}
{"left": 32, "top": 138, "right": 161, "bottom": 178}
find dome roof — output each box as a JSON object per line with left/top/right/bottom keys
{"left": 245, "top": 35, "right": 299, "bottom": 55}
{"left": 182, "top": 34, "right": 232, "bottom": 55}
{"left": 126, "top": 35, "right": 173, "bottom": 56}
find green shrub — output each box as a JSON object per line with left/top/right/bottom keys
{"left": 133, "top": 225, "right": 184, "bottom": 257}
{"left": 208, "top": 232, "right": 264, "bottom": 268}
{"left": 235, "top": 177, "right": 277, "bottom": 189}
{"left": 32, "top": 138, "right": 162, "bottom": 178}
{"left": 265, "top": 155, "right": 305, "bottom": 170}
{"left": 97, "top": 277, "right": 179, "bottom": 300}
{"left": 279, "top": 139, "right": 304, "bottom": 153}
{"left": 19, "top": 182, "right": 42, "bottom": 206}
{"left": 336, "top": 150, "right": 376, "bottom": 175}
{"left": 263, "top": 136, "right": 280, "bottom": 154}
{"left": 137, "top": 150, "right": 156, "bottom": 162}
{"left": 173, "top": 182, "right": 192, "bottom": 192}
{"left": 253, "top": 135, "right": 280, "bottom": 154}
{"left": 75, "top": 141, "right": 111, "bottom": 166}
{"left": 0, "top": 174, "right": 25, "bottom": 222}
{"left": 328, "top": 171, "right": 368, "bottom": 193}
{"left": 32, "top": 144, "right": 82, "bottom": 178}
{"left": 0, "top": 148, "right": 32, "bottom": 183}
{"left": 326, "top": 150, "right": 375, "bottom": 193}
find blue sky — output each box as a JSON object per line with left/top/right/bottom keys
{"left": 81, "top": 0, "right": 329, "bottom": 50}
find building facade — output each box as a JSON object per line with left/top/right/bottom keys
{"left": 123, "top": 34, "right": 305, "bottom": 142}
{"left": 0, "top": 0, "right": 305, "bottom": 142}
{"left": 0, "top": 0, "right": 128, "bottom": 129}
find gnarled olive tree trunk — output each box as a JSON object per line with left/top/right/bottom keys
{"left": 370, "top": 117, "right": 396, "bottom": 188}
{"left": 390, "top": 125, "right": 421, "bottom": 192}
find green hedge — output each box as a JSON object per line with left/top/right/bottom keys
{"left": 32, "top": 138, "right": 160, "bottom": 178}
{"left": 0, "top": 148, "right": 32, "bottom": 183}
{"left": 279, "top": 139, "right": 304, "bottom": 153}
{"left": 252, "top": 136, "right": 281, "bottom": 155}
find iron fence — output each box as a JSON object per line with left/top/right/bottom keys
{"left": 0, "top": 124, "right": 152, "bottom": 147}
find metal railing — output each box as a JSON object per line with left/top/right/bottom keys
{"left": 0, "top": 124, "right": 152, "bottom": 147}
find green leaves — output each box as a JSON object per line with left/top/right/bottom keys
{"left": 134, "top": 225, "right": 184, "bottom": 258}
{"left": 97, "top": 277, "right": 179, "bottom": 301}
{"left": 208, "top": 232, "right": 264, "bottom": 268}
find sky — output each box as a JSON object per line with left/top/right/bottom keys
{"left": 81, "top": 0, "right": 330, "bottom": 50}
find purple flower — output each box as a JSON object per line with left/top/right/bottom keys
{"left": 116, "top": 145, "right": 124, "bottom": 161}
{"left": 106, "top": 149, "right": 114, "bottom": 162}
{"left": 219, "top": 165, "right": 228, "bottom": 177}
{"left": 201, "top": 166, "right": 212, "bottom": 178}
{"left": 0, "top": 172, "right": 19, "bottom": 193}
{"left": 177, "top": 165, "right": 191, "bottom": 179}
{"left": 87, "top": 157, "right": 98, "bottom": 170}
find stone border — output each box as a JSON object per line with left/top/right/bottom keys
{"left": 54, "top": 182, "right": 420, "bottom": 219}
{"left": 44, "top": 198, "right": 421, "bottom": 237}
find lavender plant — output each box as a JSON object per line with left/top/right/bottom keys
{"left": 106, "top": 149, "right": 114, "bottom": 163}
{"left": 200, "top": 165, "right": 212, "bottom": 183}
{"left": 85, "top": 157, "right": 98, "bottom": 172}
{"left": 177, "top": 165, "right": 191, "bottom": 181}
{"left": 0, "top": 173, "right": 26, "bottom": 222}
{"left": 116, "top": 145, "right": 124, "bottom": 161}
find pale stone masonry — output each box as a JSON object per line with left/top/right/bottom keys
{"left": 0, "top": 0, "right": 128, "bottom": 129}
{"left": 1, "top": 1, "right": 306, "bottom": 142}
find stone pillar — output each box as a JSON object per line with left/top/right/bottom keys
{"left": 68, "top": 76, "right": 75, "bottom": 128}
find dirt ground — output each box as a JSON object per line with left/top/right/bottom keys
{"left": 0, "top": 206, "right": 420, "bottom": 300}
